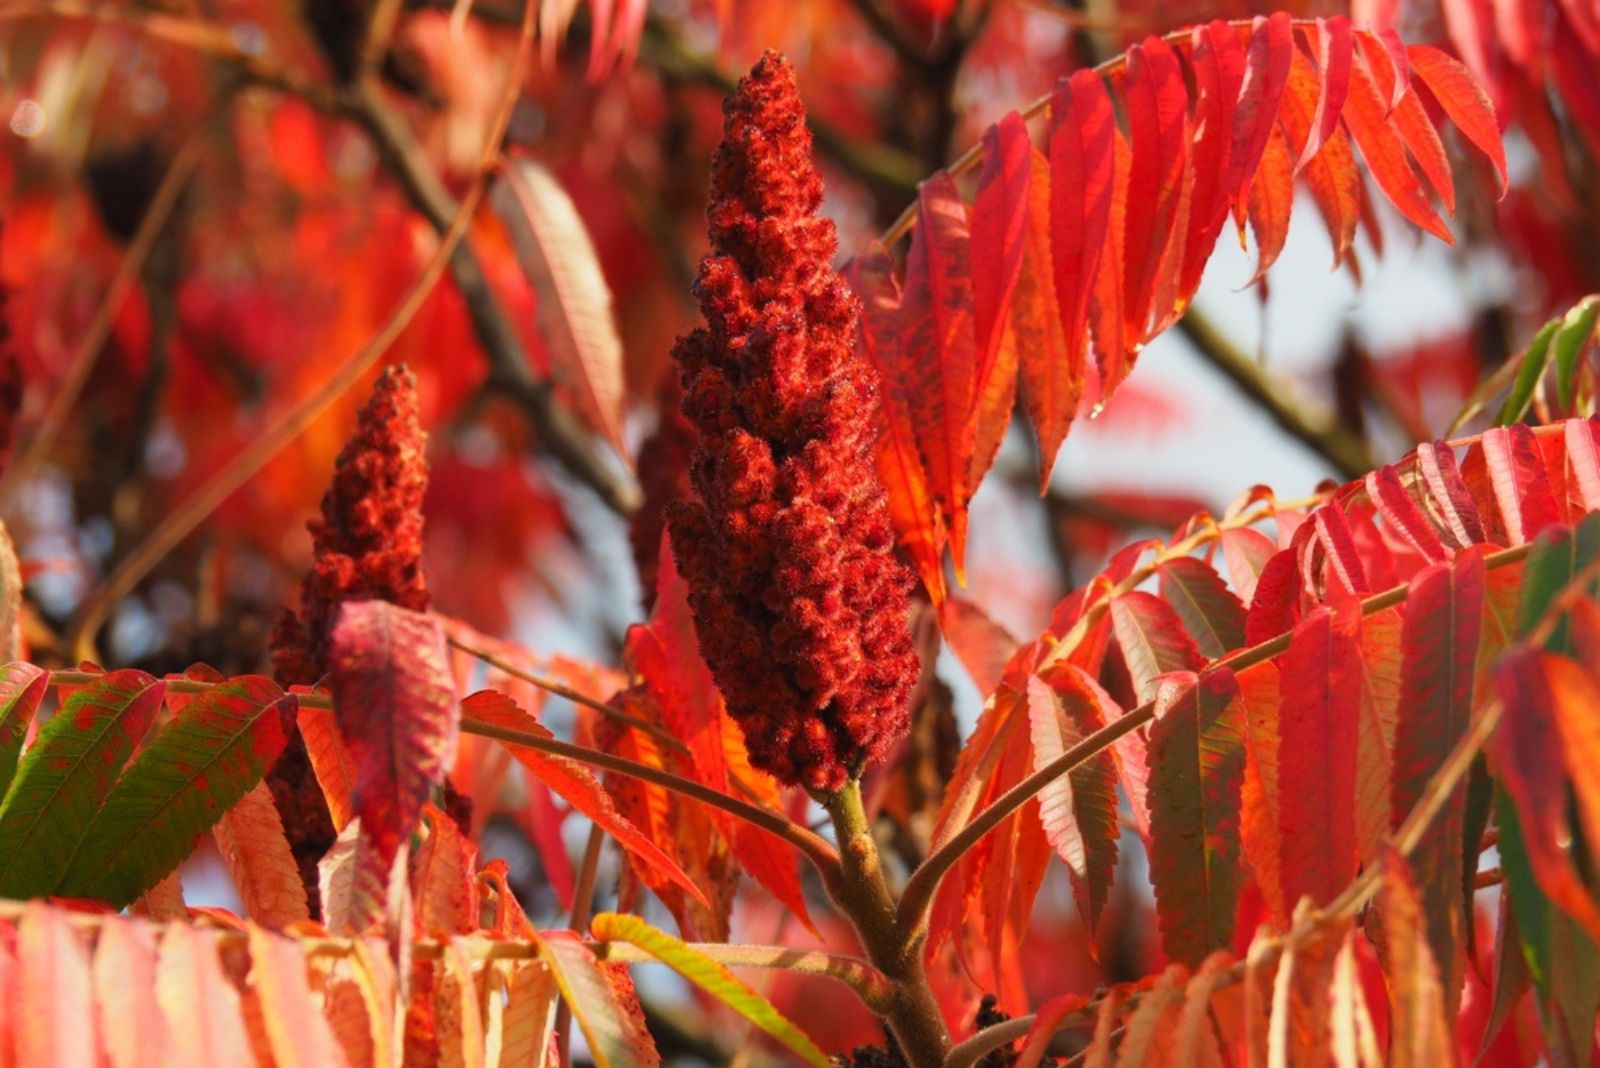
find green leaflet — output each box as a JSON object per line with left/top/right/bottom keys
{"left": 0, "top": 663, "right": 49, "bottom": 799}
{"left": 1516, "top": 512, "right": 1600, "bottom": 650}
{"left": 1553, "top": 296, "right": 1600, "bottom": 411}
{"left": 590, "top": 912, "right": 831, "bottom": 1068}
{"left": 0, "top": 670, "right": 165, "bottom": 899}
{"left": 57, "top": 676, "right": 296, "bottom": 907}
{"left": 1494, "top": 317, "right": 1559, "bottom": 427}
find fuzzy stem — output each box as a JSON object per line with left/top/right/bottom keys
{"left": 821, "top": 781, "right": 951, "bottom": 1067}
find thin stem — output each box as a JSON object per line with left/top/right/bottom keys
{"left": 0, "top": 135, "right": 201, "bottom": 509}
{"left": 897, "top": 540, "right": 1533, "bottom": 936}
{"left": 820, "top": 781, "right": 952, "bottom": 1068}
{"left": 557, "top": 823, "right": 607, "bottom": 1067}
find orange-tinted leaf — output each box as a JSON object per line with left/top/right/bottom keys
{"left": 848, "top": 248, "right": 949, "bottom": 605}
{"left": 1377, "top": 848, "right": 1453, "bottom": 1068}
{"left": 213, "top": 781, "right": 311, "bottom": 928}
{"left": 1245, "top": 124, "right": 1295, "bottom": 280}
{"left": 154, "top": 921, "right": 256, "bottom": 1068}
{"left": 973, "top": 112, "right": 1032, "bottom": 384}
{"left": 1014, "top": 144, "right": 1078, "bottom": 487}
{"left": 94, "top": 918, "right": 168, "bottom": 1068}
{"left": 1048, "top": 69, "right": 1116, "bottom": 409}
{"left": 1147, "top": 670, "right": 1247, "bottom": 968}
{"left": 18, "top": 900, "right": 100, "bottom": 1067}
{"left": 1237, "top": 661, "right": 1287, "bottom": 921}
{"left": 1406, "top": 44, "right": 1507, "bottom": 189}
{"left": 1229, "top": 13, "right": 1296, "bottom": 209}
{"left": 436, "top": 938, "right": 485, "bottom": 1068}
{"left": 460, "top": 689, "right": 707, "bottom": 908}
{"left": 319, "top": 818, "right": 388, "bottom": 935}
{"left": 297, "top": 702, "right": 356, "bottom": 832}
{"left": 1340, "top": 47, "right": 1453, "bottom": 243}
{"left": 538, "top": 931, "right": 660, "bottom": 1068}
{"left": 1277, "top": 603, "right": 1362, "bottom": 908}
{"left": 490, "top": 960, "right": 558, "bottom": 1068}
{"left": 1296, "top": 18, "right": 1356, "bottom": 172}
{"left": 246, "top": 925, "right": 350, "bottom": 1068}
{"left": 1027, "top": 671, "right": 1120, "bottom": 936}
{"left": 902, "top": 171, "right": 978, "bottom": 574}
{"left": 1118, "top": 964, "right": 1187, "bottom": 1065}
{"left": 414, "top": 804, "right": 479, "bottom": 937}
{"left": 328, "top": 601, "right": 458, "bottom": 926}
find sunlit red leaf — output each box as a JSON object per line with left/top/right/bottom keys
{"left": 0, "top": 663, "right": 48, "bottom": 799}
{"left": 1416, "top": 440, "right": 1487, "bottom": 548}
{"left": 1277, "top": 603, "right": 1363, "bottom": 908}
{"left": 1378, "top": 848, "right": 1453, "bottom": 1068}
{"left": 1048, "top": 69, "right": 1116, "bottom": 416}
{"left": 1482, "top": 425, "right": 1560, "bottom": 545}
{"left": 1406, "top": 45, "right": 1507, "bottom": 189}
{"left": 1013, "top": 144, "right": 1078, "bottom": 487}
{"left": 1122, "top": 37, "right": 1190, "bottom": 341}
{"left": 414, "top": 804, "right": 479, "bottom": 938}
{"left": 939, "top": 596, "right": 1020, "bottom": 699}
{"left": 328, "top": 601, "right": 459, "bottom": 928}
{"left": 1297, "top": 18, "right": 1356, "bottom": 173}
{"left": 1245, "top": 124, "right": 1295, "bottom": 281}
{"left": 1367, "top": 465, "right": 1447, "bottom": 562}
{"left": 902, "top": 171, "right": 979, "bottom": 575}
{"left": 297, "top": 702, "right": 356, "bottom": 832}
{"left": 1230, "top": 14, "right": 1296, "bottom": 212}
{"left": 1180, "top": 20, "right": 1247, "bottom": 301}
{"left": 848, "top": 248, "right": 949, "bottom": 605}
{"left": 1340, "top": 47, "right": 1453, "bottom": 244}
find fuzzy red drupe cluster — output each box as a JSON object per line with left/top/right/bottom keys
{"left": 666, "top": 51, "right": 919, "bottom": 792}
{"left": 270, "top": 364, "right": 431, "bottom": 686}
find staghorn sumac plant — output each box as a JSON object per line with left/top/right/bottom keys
{"left": 1, "top": 1, "right": 1600, "bottom": 1067}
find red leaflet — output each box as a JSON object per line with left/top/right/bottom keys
{"left": 972, "top": 113, "right": 1032, "bottom": 384}
{"left": 847, "top": 249, "right": 949, "bottom": 605}
{"left": 1341, "top": 47, "right": 1453, "bottom": 244}
{"left": 1221, "top": 526, "right": 1277, "bottom": 603}
{"left": 1158, "top": 556, "right": 1247, "bottom": 659}
{"left": 1228, "top": 14, "right": 1296, "bottom": 212}
{"left": 1245, "top": 548, "right": 1304, "bottom": 646}
{"left": 1090, "top": 131, "right": 1134, "bottom": 401}
{"left": 1278, "top": 47, "right": 1362, "bottom": 266}
{"left": 1179, "top": 20, "right": 1247, "bottom": 302}
{"left": 1392, "top": 553, "right": 1485, "bottom": 1009}
{"left": 1048, "top": 69, "right": 1116, "bottom": 410}
{"left": 939, "top": 596, "right": 1020, "bottom": 699}
{"left": 1146, "top": 670, "right": 1246, "bottom": 968}
{"left": 1366, "top": 465, "right": 1447, "bottom": 562}
{"left": 1358, "top": 34, "right": 1455, "bottom": 214}
{"left": 1565, "top": 418, "right": 1600, "bottom": 512}
{"left": 1415, "top": 440, "right": 1487, "bottom": 548}
{"left": 1246, "top": 125, "right": 1295, "bottom": 281}
{"left": 1481, "top": 425, "right": 1560, "bottom": 545}
{"left": 1296, "top": 18, "right": 1355, "bottom": 172}
{"left": 1235, "top": 661, "right": 1287, "bottom": 922}
{"left": 902, "top": 172, "right": 979, "bottom": 574}
{"left": 1540, "top": 652, "right": 1600, "bottom": 902}
{"left": 1109, "top": 590, "right": 1206, "bottom": 703}
{"left": 1311, "top": 504, "right": 1371, "bottom": 596}
{"left": 1031, "top": 668, "right": 1121, "bottom": 937}
{"left": 1277, "top": 602, "right": 1363, "bottom": 909}
{"left": 1015, "top": 144, "right": 1078, "bottom": 488}
{"left": 1492, "top": 647, "right": 1600, "bottom": 943}
{"left": 1121, "top": 37, "right": 1190, "bottom": 342}
{"left": 328, "top": 601, "right": 458, "bottom": 925}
